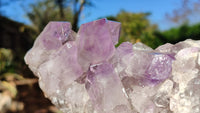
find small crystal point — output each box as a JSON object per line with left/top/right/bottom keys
{"left": 38, "top": 41, "right": 83, "bottom": 97}
{"left": 107, "top": 20, "right": 121, "bottom": 45}
{"left": 24, "top": 22, "right": 72, "bottom": 75}
{"left": 40, "top": 21, "right": 72, "bottom": 50}
{"left": 86, "top": 62, "right": 131, "bottom": 112}
{"left": 145, "top": 53, "right": 174, "bottom": 81}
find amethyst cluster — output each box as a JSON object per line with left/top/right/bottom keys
{"left": 25, "top": 19, "right": 200, "bottom": 113}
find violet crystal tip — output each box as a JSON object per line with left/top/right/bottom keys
{"left": 25, "top": 19, "right": 200, "bottom": 113}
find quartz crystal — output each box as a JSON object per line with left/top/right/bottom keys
{"left": 25, "top": 18, "right": 200, "bottom": 113}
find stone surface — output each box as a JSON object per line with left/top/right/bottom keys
{"left": 25, "top": 18, "right": 200, "bottom": 113}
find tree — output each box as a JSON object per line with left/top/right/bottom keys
{"left": 108, "top": 11, "right": 161, "bottom": 48}
{"left": 27, "top": 0, "right": 73, "bottom": 33}
{"left": 28, "top": 0, "right": 92, "bottom": 32}
{"left": 55, "top": 0, "right": 93, "bottom": 31}
{"left": 71, "top": 0, "right": 93, "bottom": 31}
{"left": 166, "top": 0, "right": 200, "bottom": 25}
{"left": 55, "top": 0, "right": 65, "bottom": 18}
{"left": 154, "top": 23, "right": 200, "bottom": 44}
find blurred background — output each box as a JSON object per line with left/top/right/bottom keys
{"left": 0, "top": 0, "right": 200, "bottom": 112}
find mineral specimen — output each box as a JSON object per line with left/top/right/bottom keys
{"left": 25, "top": 18, "right": 200, "bottom": 113}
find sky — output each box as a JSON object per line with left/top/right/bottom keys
{"left": 81, "top": 0, "right": 183, "bottom": 30}
{"left": 1, "top": 0, "right": 199, "bottom": 30}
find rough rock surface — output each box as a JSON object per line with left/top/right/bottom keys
{"left": 25, "top": 19, "right": 200, "bottom": 113}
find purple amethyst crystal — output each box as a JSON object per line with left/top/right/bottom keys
{"left": 25, "top": 19, "right": 200, "bottom": 113}
{"left": 145, "top": 53, "right": 173, "bottom": 81}
{"left": 77, "top": 19, "right": 116, "bottom": 71}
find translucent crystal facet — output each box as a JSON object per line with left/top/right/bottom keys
{"left": 25, "top": 19, "right": 200, "bottom": 113}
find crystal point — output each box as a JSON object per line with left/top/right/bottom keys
{"left": 86, "top": 62, "right": 131, "bottom": 112}
{"left": 77, "top": 19, "right": 115, "bottom": 71}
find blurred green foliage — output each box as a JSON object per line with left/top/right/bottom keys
{"left": 108, "top": 11, "right": 200, "bottom": 48}
{"left": 107, "top": 11, "right": 162, "bottom": 48}
{"left": 0, "top": 48, "right": 19, "bottom": 112}
{"left": 0, "top": 16, "right": 38, "bottom": 112}
{"left": 155, "top": 23, "right": 200, "bottom": 44}
{"left": 0, "top": 48, "right": 13, "bottom": 73}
